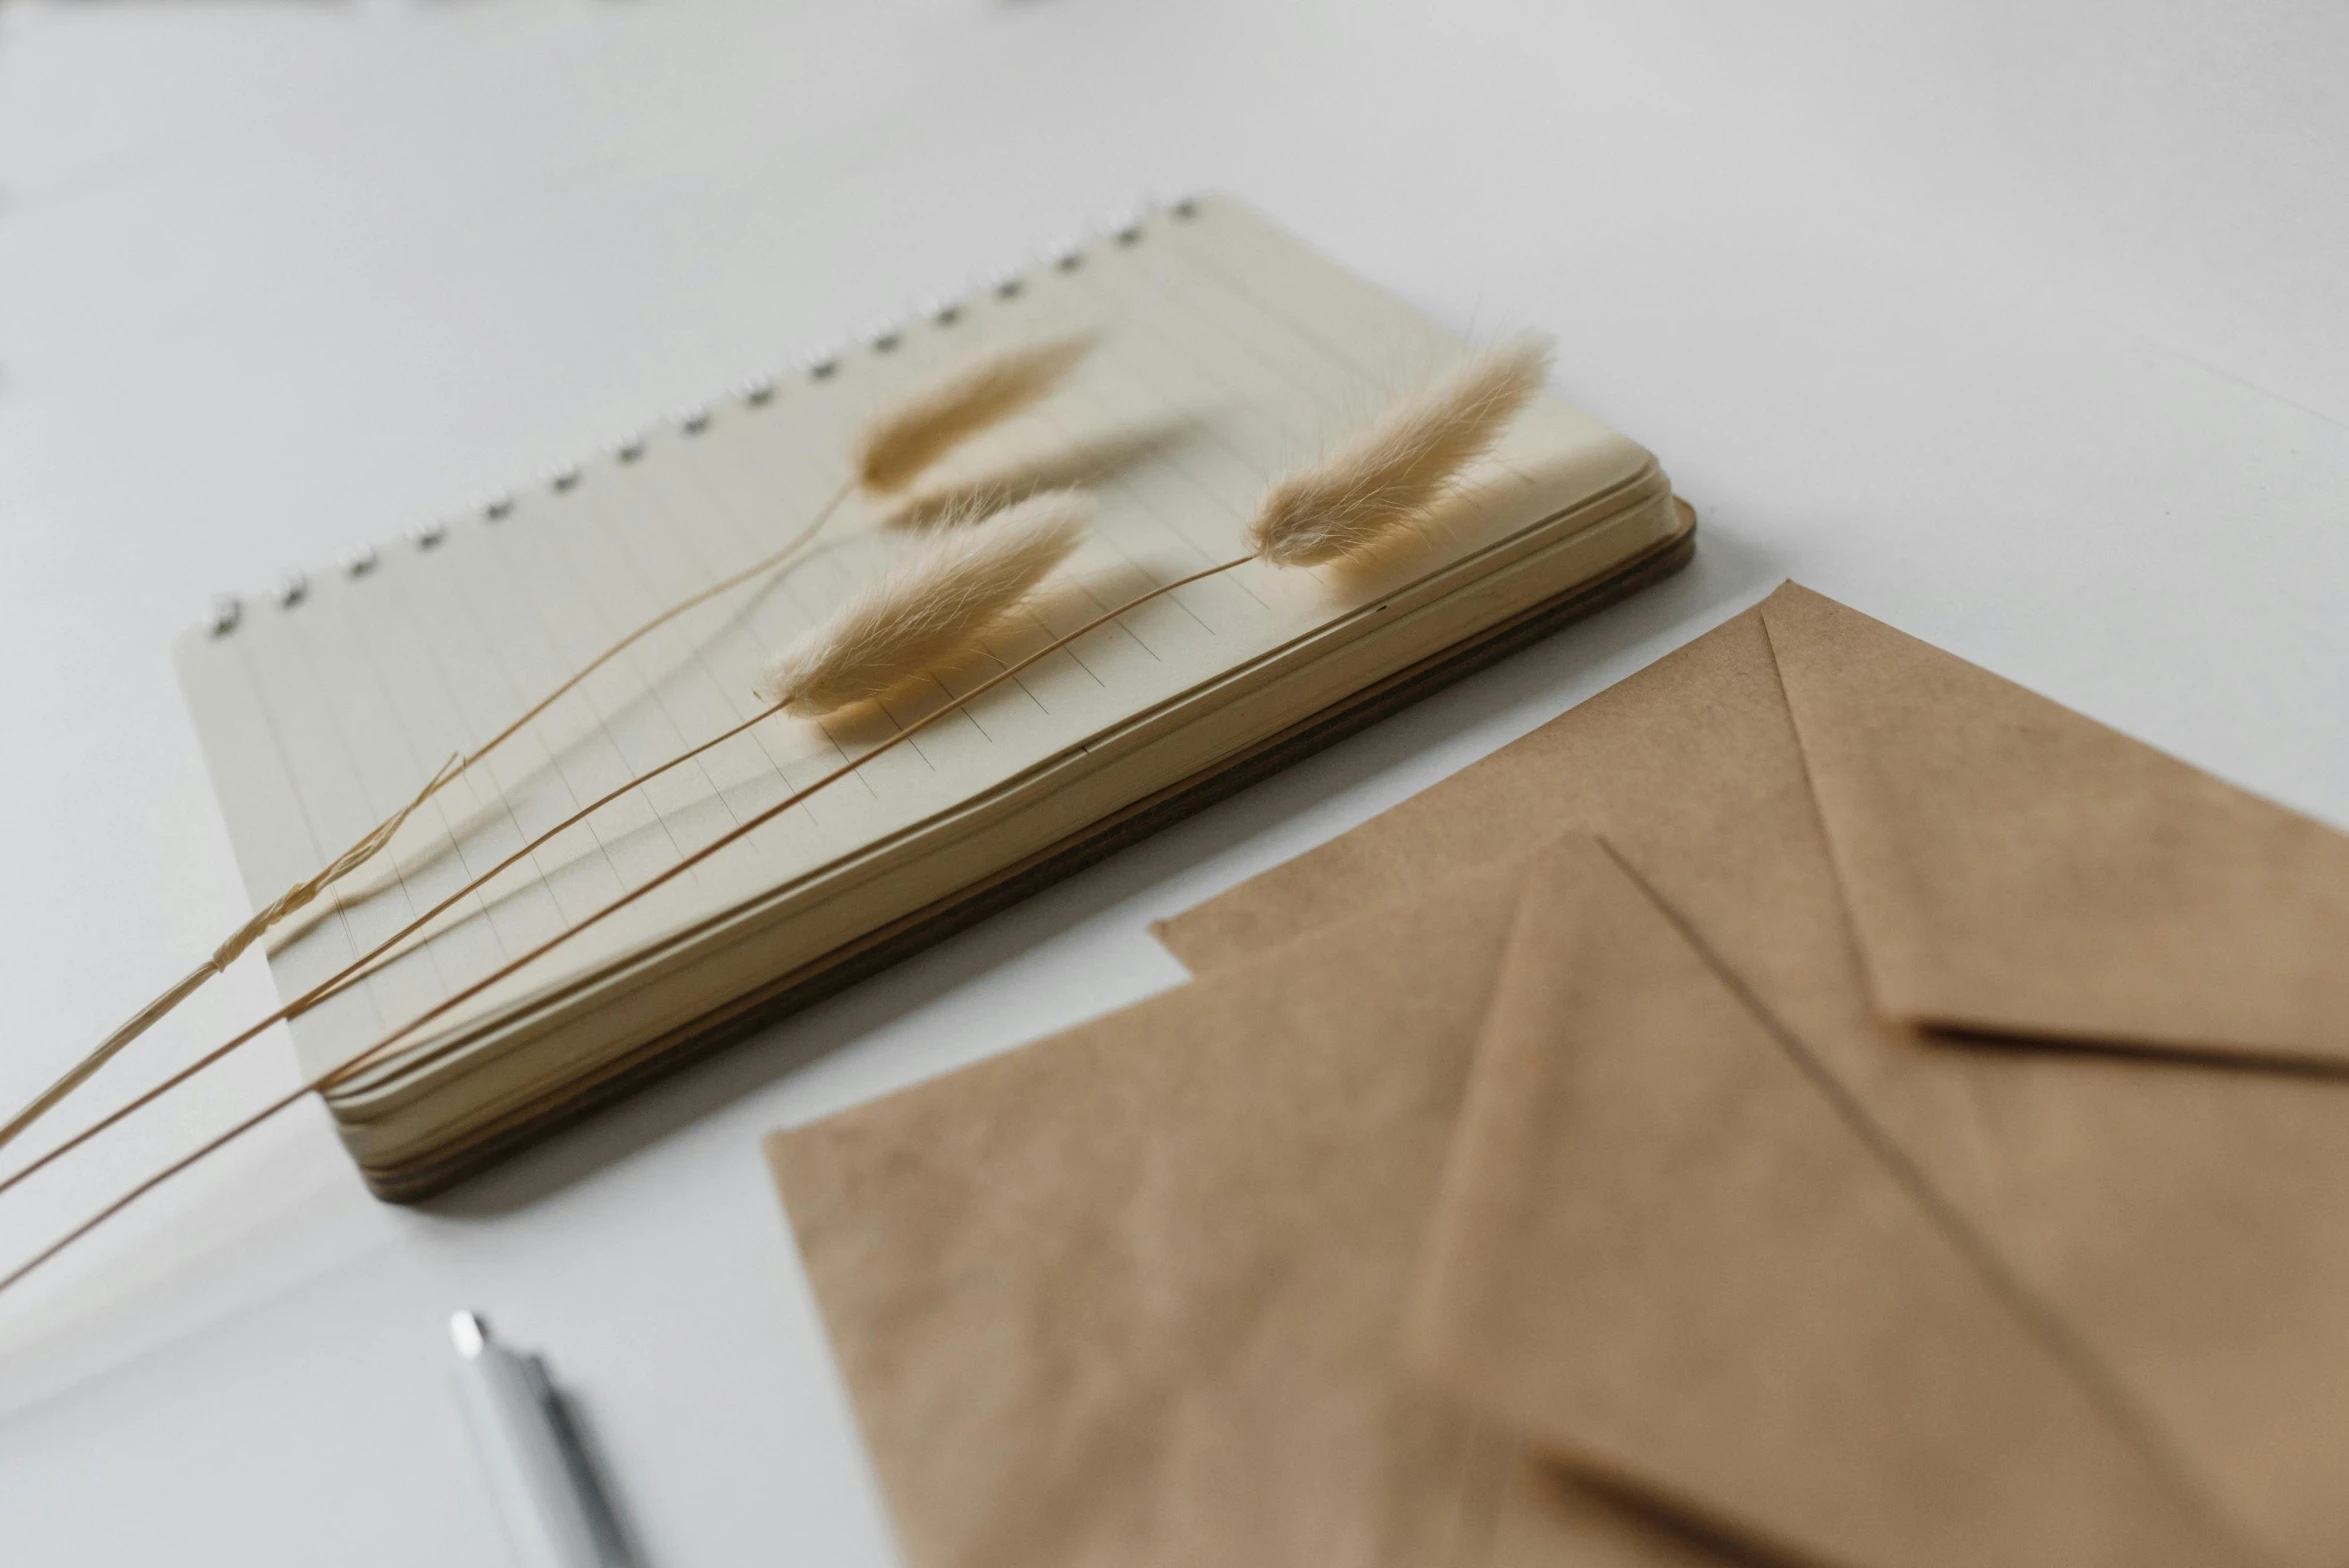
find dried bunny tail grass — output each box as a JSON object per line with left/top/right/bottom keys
{"left": 881, "top": 488, "right": 1007, "bottom": 535}
{"left": 1247, "top": 336, "right": 1551, "bottom": 568}
{"left": 0, "top": 535, "right": 1254, "bottom": 1301}
{"left": 757, "top": 490, "right": 1091, "bottom": 715}
{"left": 0, "top": 337, "right": 1092, "bottom": 1170}
{"left": 855, "top": 336, "right": 1095, "bottom": 494}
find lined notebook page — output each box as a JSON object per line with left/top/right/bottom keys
{"left": 177, "top": 196, "right": 1652, "bottom": 1081}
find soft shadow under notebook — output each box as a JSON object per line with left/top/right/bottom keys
{"left": 176, "top": 194, "right": 1694, "bottom": 1199}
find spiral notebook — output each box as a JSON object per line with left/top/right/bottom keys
{"left": 176, "top": 194, "right": 1694, "bottom": 1199}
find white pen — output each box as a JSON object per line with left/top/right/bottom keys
{"left": 450, "top": 1311, "right": 632, "bottom": 1568}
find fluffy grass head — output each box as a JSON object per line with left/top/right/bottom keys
{"left": 855, "top": 337, "right": 1094, "bottom": 494}
{"left": 1247, "top": 337, "right": 1550, "bottom": 568}
{"left": 757, "top": 490, "right": 1092, "bottom": 716}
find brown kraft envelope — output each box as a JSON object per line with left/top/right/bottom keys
{"left": 769, "top": 833, "right": 2248, "bottom": 1567}
{"left": 772, "top": 855, "right": 1783, "bottom": 1567}
{"left": 1759, "top": 583, "right": 2349, "bottom": 1065}
{"left": 1409, "top": 833, "right": 2245, "bottom": 1568}
{"left": 1160, "top": 584, "right": 2349, "bottom": 1568}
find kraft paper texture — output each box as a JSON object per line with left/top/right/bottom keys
{"left": 774, "top": 861, "right": 1561, "bottom": 1566}
{"left": 773, "top": 583, "right": 2349, "bottom": 1568}
{"left": 1410, "top": 835, "right": 2245, "bottom": 1568}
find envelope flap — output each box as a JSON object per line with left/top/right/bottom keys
{"left": 769, "top": 860, "right": 1541, "bottom": 1567}
{"left": 1761, "top": 583, "right": 2349, "bottom": 1067}
{"left": 1406, "top": 834, "right": 2251, "bottom": 1568}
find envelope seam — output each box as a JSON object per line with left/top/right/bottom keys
{"left": 1752, "top": 606, "right": 2265, "bottom": 1554}
{"left": 1592, "top": 828, "right": 2267, "bottom": 1564}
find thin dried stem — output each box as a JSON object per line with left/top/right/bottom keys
{"left": 0, "top": 553, "right": 1250, "bottom": 1295}
{"left": 0, "top": 482, "right": 854, "bottom": 1151}
{"left": 0, "top": 700, "right": 787, "bottom": 1200}
{"left": 0, "top": 752, "right": 460, "bottom": 1158}
{"left": 445, "top": 480, "right": 854, "bottom": 785}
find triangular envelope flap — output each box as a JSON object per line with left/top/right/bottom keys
{"left": 1406, "top": 835, "right": 2249, "bottom": 1568}
{"left": 771, "top": 859, "right": 1545, "bottom": 1568}
{"left": 1762, "top": 583, "right": 2349, "bottom": 1067}
{"left": 1154, "top": 605, "right": 1810, "bottom": 978}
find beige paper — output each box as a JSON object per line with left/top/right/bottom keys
{"left": 1410, "top": 834, "right": 2243, "bottom": 1568}
{"left": 771, "top": 852, "right": 1764, "bottom": 1567}
{"left": 773, "top": 862, "right": 1525, "bottom": 1567}
{"left": 1162, "top": 586, "right": 2349, "bottom": 1567}
{"left": 1483, "top": 1466, "right": 1767, "bottom": 1568}
{"left": 769, "top": 817, "right": 2261, "bottom": 1568}
{"left": 1153, "top": 604, "right": 1802, "bottom": 982}
{"left": 1759, "top": 583, "right": 2349, "bottom": 1066}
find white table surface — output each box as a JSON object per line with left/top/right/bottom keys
{"left": 3, "top": 1, "right": 2346, "bottom": 1560}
